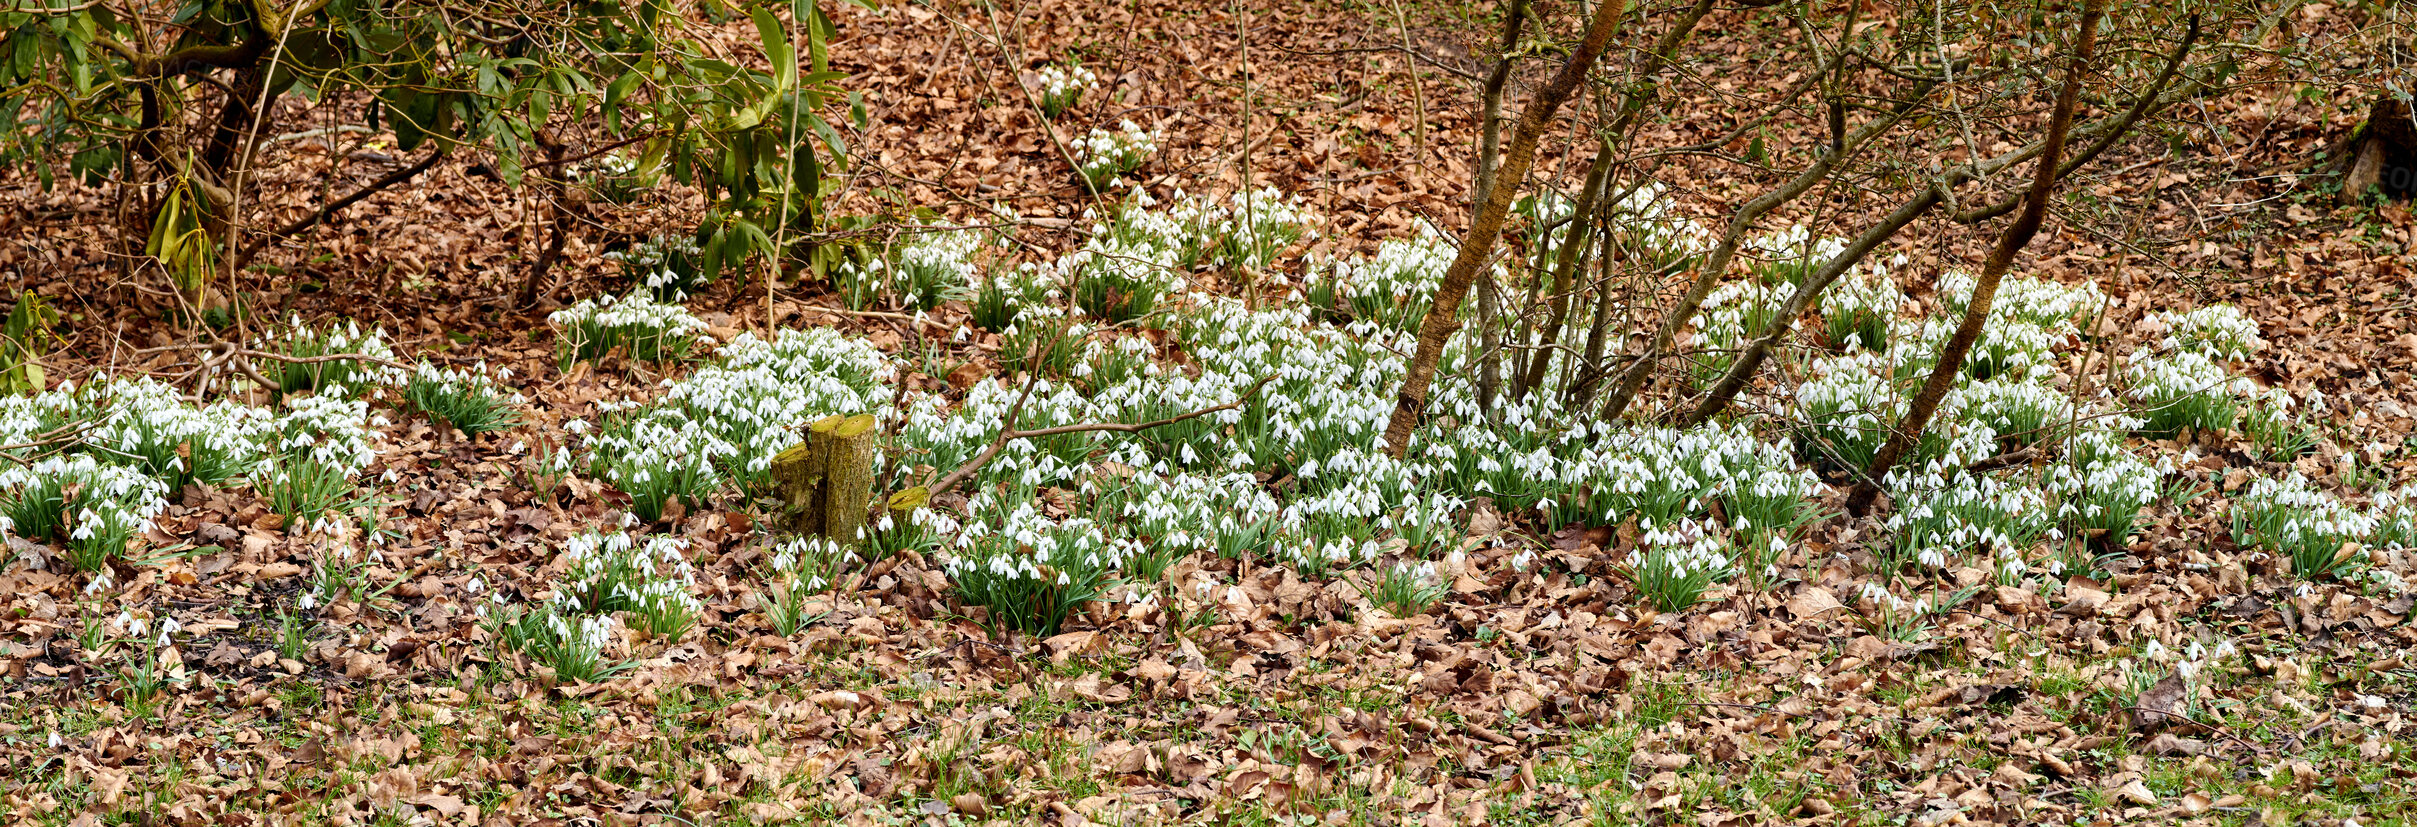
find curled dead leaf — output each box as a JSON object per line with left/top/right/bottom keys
{"left": 1066, "top": 673, "right": 1133, "bottom": 704}
{"left": 2130, "top": 670, "right": 2191, "bottom": 731}
{"left": 1787, "top": 586, "right": 1844, "bottom": 619}
{"left": 2056, "top": 585, "right": 2109, "bottom": 617}
{"left": 1044, "top": 630, "right": 1101, "bottom": 665}
{"left": 808, "top": 690, "right": 873, "bottom": 710}
{"left": 2143, "top": 732, "right": 2206, "bottom": 756}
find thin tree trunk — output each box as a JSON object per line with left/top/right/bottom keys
{"left": 1477, "top": 271, "right": 1503, "bottom": 411}
{"left": 1594, "top": 110, "right": 1887, "bottom": 423}
{"left": 1567, "top": 235, "right": 1623, "bottom": 407}
{"left": 1513, "top": 143, "right": 1615, "bottom": 400}
{"left": 1380, "top": 0, "right": 1631, "bottom": 456}
{"left": 1472, "top": 0, "right": 1533, "bottom": 207}
{"left": 1845, "top": 0, "right": 2108, "bottom": 515}
{"left": 1683, "top": 16, "right": 2199, "bottom": 425}
{"left": 1469, "top": 0, "right": 1536, "bottom": 413}
{"left": 520, "top": 137, "right": 573, "bottom": 308}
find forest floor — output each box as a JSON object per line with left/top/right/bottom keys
{"left": 2, "top": 0, "right": 2415, "bottom": 826}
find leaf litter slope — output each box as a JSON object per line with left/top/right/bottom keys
{"left": 0, "top": 0, "right": 2414, "bottom": 825}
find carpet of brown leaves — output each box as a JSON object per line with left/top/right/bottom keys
{"left": 1, "top": 1, "right": 2414, "bottom": 826}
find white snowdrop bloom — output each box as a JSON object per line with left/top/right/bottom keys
{"left": 2151, "top": 304, "right": 2265, "bottom": 361}
{"left": 549, "top": 291, "right": 709, "bottom": 364}
{"left": 1937, "top": 272, "right": 2105, "bottom": 331}
{"left": 1069, "top": 121, "right": 1162, "bottom": 183}
{"left": 2124, "top": 348, "right": 2252, "bottom": 433}
{"left": 1686, "top": 278, "right": 1790, "bottom": 374}
{"left": 1304, "top": 227, "right": 1461, "bottom": 332}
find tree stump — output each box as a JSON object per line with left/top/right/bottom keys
{"left": 768, "top": 413, "right": 878, "bottom": 543}
{"left": 2340, "top": 95, "right": 2416, "bottom": 205}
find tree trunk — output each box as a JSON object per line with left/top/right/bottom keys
{"left": 1683, "top": 15, "right": 2200, "bottom": 426}
{"left": 2340, "top": 95, "right": 2416, "bottom": 205}
{"left": 1379, "top": 0, "right": 1630, "bottom": 456}
{"left": 521, "top": 137, "right": 573, "bottom": 308}
{"left": 771, "top": 414, "right": 880, "bottom": 544}
{"left": 1844, "top": 0, "right": 2107, "bottom": 516}
{"left": 1512, "top": 143, "right": 1614, "bottom": 401}
{"left": 1471, "top": 0, "right": 1532, "bottom": 209}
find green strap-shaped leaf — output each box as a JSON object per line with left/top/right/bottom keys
{"left": 751, "top": 5, "right": 794, "bottom": 92}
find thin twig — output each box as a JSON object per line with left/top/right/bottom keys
{"left": 135, "top": 342, "right": 410, "bottom": 371}
{"left": 239, "top": 147, "right": 450, "bottom": 265}
{"left": 925, "top": 374, "right": 1277, "bottom": 501}
{"left": 0, "top": 421, "right": 101, "bottom": 467}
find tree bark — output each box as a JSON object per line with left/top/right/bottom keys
{"left": 1380, "top": 0, "right": 1630, "bottom": 456}
{"left": 772, "top": 414, "right": 880, "bottom": 543}
{"left": 1682, "top": 15, "right": 2200, "bottom": 426}
{"left": 1844, "top": 0, "right": 2108, "bottom": 516}
{"left": 1595, "top": 67, "right": 1924, "bottom": 423}
{"left": 1471, "top": 0, "right": 1533, "bottom": 208}
{"left": 1511, "top": 141, "right": 1614, "bottom": 401}
{"left": 520, "top": 136, "right": 575, "bottom": 308}
{"left": 2340, "top": 95, "right": 2416, "bottom": 205}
